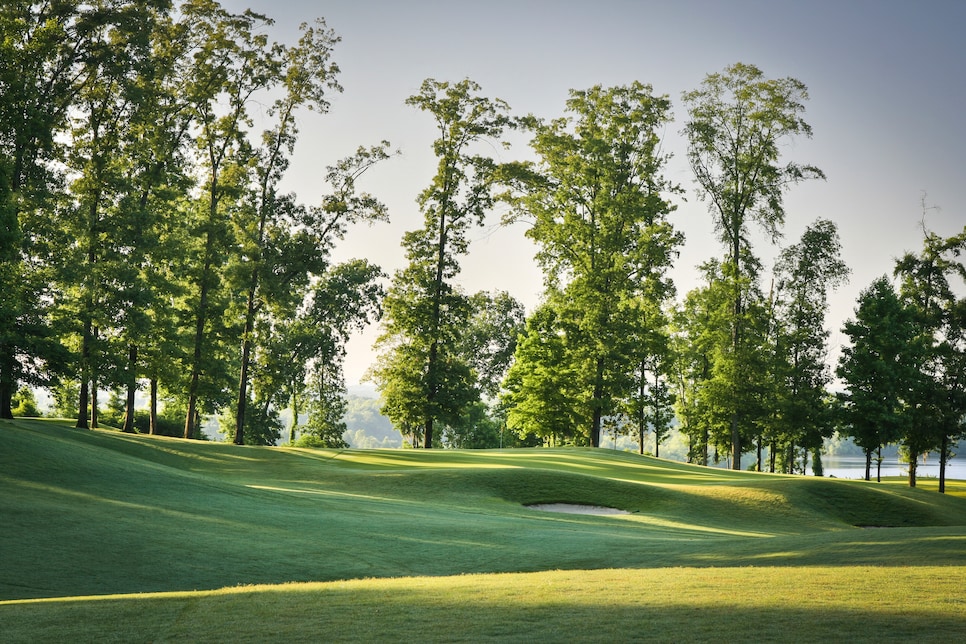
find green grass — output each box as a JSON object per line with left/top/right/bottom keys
{"left": 3, "top": 418, "right": 966, "bottom": 642}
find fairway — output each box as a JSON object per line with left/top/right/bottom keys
{"left": 3, "top": 418, "right": 966, "bottom": 642}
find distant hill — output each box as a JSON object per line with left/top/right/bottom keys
{"left": 343, "top": 394, "right": 402, "bottom": 448}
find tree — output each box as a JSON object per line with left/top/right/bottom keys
{"left": 232, "top": 18, "right": 342, "bottom": 443}
{"left": 113, "top": 5, "right": 201, "bottom": 435}
{"left": 58, "top": 1, "right": 175, "bottom": 430}
{"left": 180, "top": 3, "right": 278, "bottom": 439}
{"left": 502, "top": 82, "right": 680, "bottom": 447}
{"left": 682, "top": 62, "right": 824, "bottom": 469}
{"left": 670, "top": 260, "right": 730, "bottom": 465}
{"left": 459, "top": 290, "right": 525, "bottom": 400}
{"left": 373, "top": 78, "right": 511, "bottom": 448}
{"left": 894, "top": 222, "right": 966, "bottom": 489}
{"left": 0, "top": 2, "right": 98, "bottom": 418}
{"left": 501, "top": 300, "right": 583, "bottom": 445}
{"left": 11, "top": 386, "right": 39, "bottom": 417}
{"left": 273, "top": 258, "right": 384, "bottom": 446}
{"left": 836, "top": 277, "right": 918, "bottom": 481}
{"left": 769, "top": 219, "right": 849, "bottom": 473}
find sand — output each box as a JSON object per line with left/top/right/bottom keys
{"left": 526, "top": 503, "right": 630, "bottom": 515}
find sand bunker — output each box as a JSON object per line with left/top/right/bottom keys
{"left": 526, "top": 503, "right": 630, "bottom": 515}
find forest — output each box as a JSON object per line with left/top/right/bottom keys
{"left": 2, "top": 1, "right": 965, "bottom": 491}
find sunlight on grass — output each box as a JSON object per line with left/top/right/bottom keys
{"left": 4, "top": 566, "right": 965, "bottom": 643}
{"left": 5, "top": 415, "right": 966, "bottom": 644}
{"left": 617, "top": 513, "right": 778, "bottom": 538}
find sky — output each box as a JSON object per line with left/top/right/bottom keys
{"left": 223, "top": 0, "right": 966, "bottom": 387}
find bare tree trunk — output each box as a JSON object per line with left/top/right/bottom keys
{"left": 91, "top": 377, "right": 99, "bottom": 429}
{"left": 939, "top": 434, "right": 948, "bottom": 494}
{"left": 122, "top": 344, "right": 137, "bottom": 433}
{"left": 149, "top": 377, "right": 158, "bottom": 435}
{"left": 76, "top": 317, "right": 92, "bottom": 429}
{"left": 0, "top": 352, "right": 15, "bottom": 419}
{"left": 234, "top": 328, "right": 252, "bottom": 446}
{"left": 289, "top": 389, "right": 298, "bottom": 444}
{"left": 638, "top": 361, "right": 646, "bottom": 455}
{"left": 591, "top": 357, "right": 605, "bottom": 448}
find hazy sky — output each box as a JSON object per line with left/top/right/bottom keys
{"left": 223, "top": 0, "right": 966, "bottom": 386}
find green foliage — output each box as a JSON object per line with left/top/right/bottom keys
{"left": 502, "top": 302, "right": 585, "bottom": 445}
{"left": 893, "top": 223, "right": 966, "bottom": 488}
{"left": 373, "top": 78, "right": 511, "bottom": 448}
{"left": 766, "top": 219, "right": 849, "bottom": 472}
{"left": 218, "top": 398, "right": 282, "bottom": 446}
{"left": 836, "top": 276, "right": 919, "bottom": 479}
{"left": 682, "top": 62, "right": 824, "bottom": 469}
{"left": 47, "top": 379, "right": 79, "bottom": 420}
{"left": 10, "top": 387, "right": 39, "bottom": 417}
{"left": 440, "top": 401, "right": 503, "bottom": 448}
{"left": 500, "top": 82, "right": 681, "bottom": 447}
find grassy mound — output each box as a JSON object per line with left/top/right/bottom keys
{"left": 2, "top": 418, "right": 965, "bottom": 641}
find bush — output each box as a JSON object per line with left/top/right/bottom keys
{"left": 11, "top": 387, "right": 41, "bottom": 417}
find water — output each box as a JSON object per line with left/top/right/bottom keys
{"left": 819, "top": 454, "right": 966, "bottom": 480}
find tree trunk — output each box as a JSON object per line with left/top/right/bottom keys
{"left": 424, "top": 339, "right": 439, "bottom": 449}
{"left": 289, "top": 388, "right": 299, "bottom": 444}
{"left": 122, "top": 344, "right": 138, "bottom": 433}
{"left": 730, "top": 416, "right": 740, "bottom": 470}
{"left": 652, "top": 370, "right": 660, "bottom": 459}
{"left": 864, "top": 448, "right": 872, "bottom": 481}
{"left": 149, "top": 377, "right": 158, "bottom": 435}
{"left": 91, "top": 378, "right": 99, "bottom": 429}
{"left": 591, "top": 356, "right": 605, "bottom": 448}
{"left": 234, "top": 329, "right": 252, "bottom": 446}
{"left": 76, "top": 316, "right": 93, "bottom": 429}
{"left": 700, "top": 426, "right": 709, "bottom": 466}
{"left": 908, "top": 452, "right": 918, "bottom": 488}
{"left": 184, "top": 173, "right": 220, "bottom": 440}
{"left": 730, "top": 237, "right": 742, "bottom": 470}
{"left": 184, "top": 251, "right": 213, "bottom": 440}
{"left": 939, "top": 434, "right": 948, "bottom": 494}
{"left": 0, "top": 351, "right": 15, "bottom": 419}
{"left": 638, "top": 363, "right": 646, "bottom": 455}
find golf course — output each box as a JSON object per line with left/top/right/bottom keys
{"left": 3, "top": 418, "right": 966, "bottom": 642}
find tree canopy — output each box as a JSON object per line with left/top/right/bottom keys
{"left": 1, "top": 5, "right": 960, "bottom": 493}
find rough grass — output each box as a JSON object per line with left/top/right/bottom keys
{"left": 3, "top": 418, "right": 966, "bottom": 642}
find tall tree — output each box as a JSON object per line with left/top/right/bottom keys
{"left": 232, "top": 18, "right": 343, "bottom": 443}
{"left": 836, "top": 277, "right": 918, "bottom": 481}
{"left": 682, "top": 62, "right": 824, "bottom": 468}
{"left": 502, "top": 82, "right": 680, "bottom": 447}
{"left": 894, "top": 224, "right": 966, "bottom": 489}
{"left": 115, "top": 5, "right": 200, "bottom": 434}
{"left": 60, "top": 1, "right": 177, "bottom": 429}
{"left": 769, "top": 219, "right": 849, "bottom": 473}
{"left": 0, "top": 2, "right": 97, "bottom": 418}
{"left": 373, "top": 78, "right": 511, "bottom": 448}
{"left": 179, "top": 3, "right": 278, "bottom": 439}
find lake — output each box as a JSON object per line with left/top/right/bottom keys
{"left": 819, "top": 454, "right": 966, "bottom": 480}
